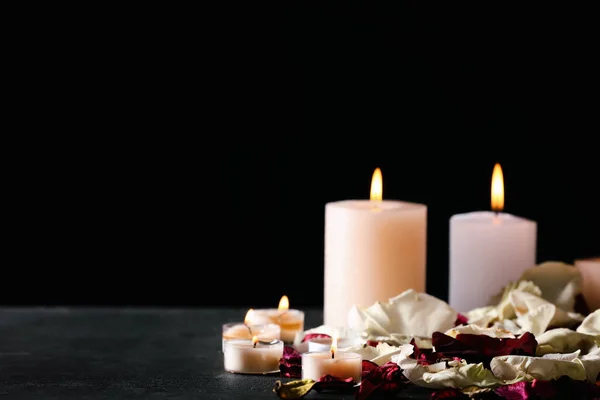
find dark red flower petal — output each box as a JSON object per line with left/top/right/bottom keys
{"left": 301, "top": 333, "right": 331, "bottom": 343}
{"left": 495, "top": 380, "right": 558, "bottom": 400}
{"left": 313, "top": 375, "right": 357, "bottom": 394}
{"left": 366, "top": 340, "right": 379, "bottom": 347}
{"left": 495, "top": 377, "right": 600, "bottom": 400}
{"left": 361, "top": 360, "right": 379, "bottom": 379}
{"left": 495, "top": 381, "right": 535, "bottom": 400}
{"left": 454, "top": 313, "right": 468, "bottom": 326}
{"left": 282, "top": 345, "right": 301, "bottom": 361}
{"left": 357, "top": 361, "right": 407, "bottom": 400}
{"left": 409, "top": 338, "right": 440, "bottom": 365}
{"left": 279, "top": 345, "right": 302, "bottom": 378}
{"left": 530, "top": 379, "right": 558, "bottom": 399}
{"left": 431, "top": 331, "right": 537, "bottom": 368}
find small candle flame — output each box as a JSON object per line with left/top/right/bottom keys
{"left": 491, "top": 163, "right": 504, "bottom": 213}
{"left": 330, "top": 331, "right": 338, "bottom": 359}
{"left": 278, "top": 295, "right": 289, "bottom": 311}
{"left": 370, "top": 168, "right": 383, "bottom": 201}
{"left": 244, "top": 309, "right": 254, "bottom": 335}
{"left": 244, "top": 309, "right": 254, "bottom": 324}
{"left": 252, "top": 335, "right": 259, "bottom": 348}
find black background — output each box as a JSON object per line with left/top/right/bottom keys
{"left": 3, "top": 3, "right": 598, "bottom": 308}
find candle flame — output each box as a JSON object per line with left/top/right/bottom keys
{"left": 371, "top": 168, "right": 383, "bottom": 201}
{"left": 244, "top": 309, "right": 254, "bottom": 324}
{"left": 252, "top": 335, "right": 259, "bottom": 347}
{"left": 330, "top": 331, "right": 338, "bottom": 358}
{"left": 491, "top": 163, "right": 504, "bottom": 212}
{"left": 278, "top": 295, "right": 289, "bottom": 311}
{"left": 370, "top": 168, "right": 382, "bottom": 201}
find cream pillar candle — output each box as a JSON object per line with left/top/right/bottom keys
{"left": 324, "top": 168, "right": 427, "bottom": 327}
{"left": 223, "top": 336, "right": 284, "bottom": 374}
{"left": 449, "top": 163, "right": 537, "bottom": 313}
{"left": 575, "top": 257, "right": 600, "bottom": 311}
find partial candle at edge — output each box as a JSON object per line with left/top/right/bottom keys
{"left": 449, "top": 163, "right": 537, "bottom": 313}
{"left": 324, "top": 168, "right": 427, "bottom": 327}
{"left": 575, "top": 257, "right": 600, "bottom": 311}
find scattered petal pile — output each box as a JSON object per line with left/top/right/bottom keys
{"left": 274, "top": 262, "right": 600, "bottom": 399}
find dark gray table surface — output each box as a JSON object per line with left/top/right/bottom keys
{"left": 0, "top": 307, "right": 431, "bottom": 399}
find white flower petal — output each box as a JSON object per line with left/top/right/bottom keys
{"left": 577, "top": 309, "right": 600, "bottom": 336}
{"left": 509, "top": 291, "right": 584, "bottom": 335}
{"left": 514, "top": 303, "right": 555, "bottom": 337}
{"left": 398, "top": 358, "right": 503, "bottom": 389}
{"left": 368, "top": 343, "right": 414, "bottom": 365}
{"left": 390, "top": 344, "right": 414, "bottom": 364}
{"left": 536, "top": 328, "right": 597, "bottom": 356}
{"left": 491, "top": 319, "right": 523, "bottom": 335}
{"left": 580, "top": 355, "right": 600, "bottom": 382}
{"left": 541, "top": 350, "right": 581, "bottom": 361}
{"left": 348, "top": 289, "right": 457, "bottom": 342}
{"left": 466, "top": 306, "right": 497, "bottom": 328}
{"left": 519, "top": 261, "right": 582, "bottom": 312}
{"left": 444, "top": 324, "right": 515, "bottom": 338}
{"left": 490, "top": 354, "right": 589, "bottom": 381}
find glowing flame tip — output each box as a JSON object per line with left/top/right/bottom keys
{"left": 491, "top": 163, "right": 504, "bottom": 212}
{"left": 370, "top": 168, "right": 383, "bottom": 201}
{"left": 330, "top": 331, "right": 339, "bottom": 355}
{"left": 244, "top": 309, "right": 254, "bottom": 324}
{"left": 278, "top": 295, "right": 289, "bottom": 311}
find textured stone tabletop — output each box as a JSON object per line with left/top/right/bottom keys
{"left": 0, "top": 307, "right": 430, "bottom": 399}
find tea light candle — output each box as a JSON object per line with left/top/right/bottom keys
{"left": 223, "top": 336, "right": 284, "bottom": 374}
{"left": 301, "top": 334, "right": 362, "bottom": 383}
{"left": 576, "top": 257, "right": 600, "bottom": 311}
{"left": 221, "top": 318, "right": 281, "bottom": 351}
{"left": 449, "top": 164, "right": 537, "bottom": 313}
{"left": 245, "top": 296, "right": 305, "bottom": 343}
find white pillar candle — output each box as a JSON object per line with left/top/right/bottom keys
{"left": 301, "top": 351, "right": 362, "bottom": 383}
{"left": 223, "top": 337, "right": 284, "bottom": 374}
{"left": 449, "top": 163, "right": 537, "bottom": 313}
{"left": 575, "top": 257, "right": 600, "bottom": 311}
{"left": 244, "top": 296, "right": 305, "bottom": 344}
{"left": 221, "top": 321, "right": 280, "bottom": 351}
{"left": 324, "top": 168, "right": 427, "bottom": 327}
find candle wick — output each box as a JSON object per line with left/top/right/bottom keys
{"left": 493, "top": 210, "right": 501, "bottom": 222}
{"left": 331, "top": 350, "right": 334, "bottom": 359}
{"left": 253, "top": 341, "right": 257, "bottom": 348}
